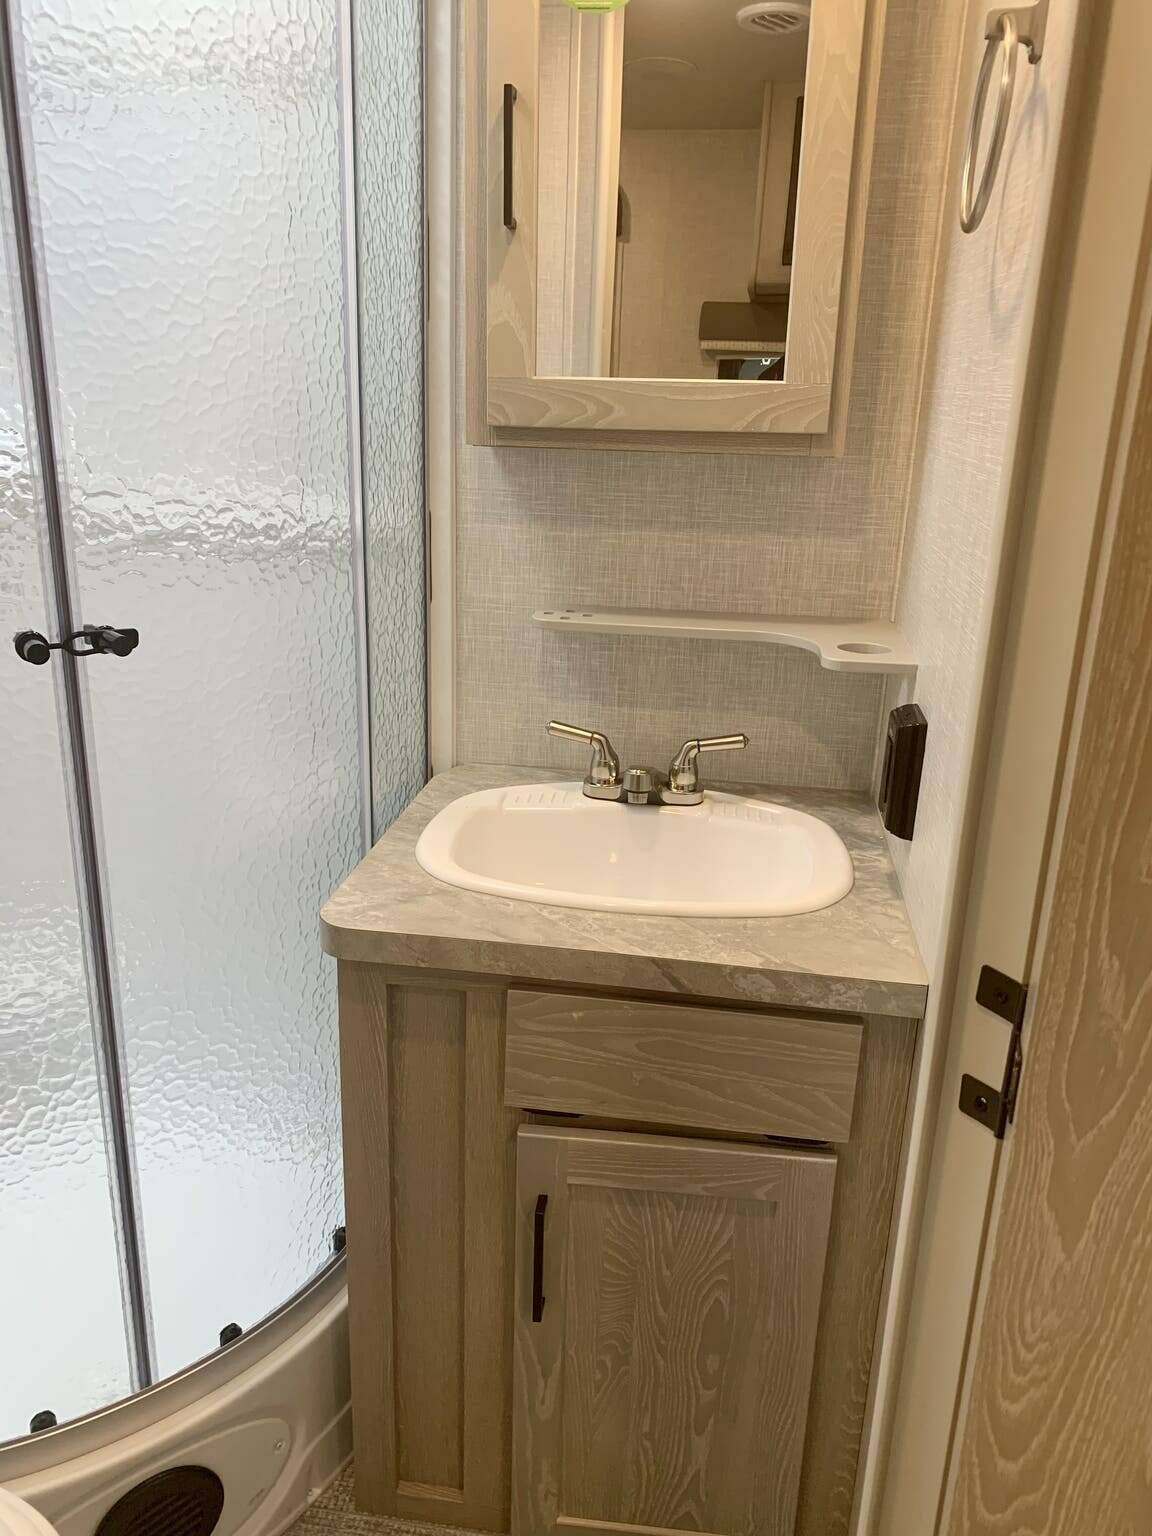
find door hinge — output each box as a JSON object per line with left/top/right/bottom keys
{"left": 958, "top": 964, "right": 1028, "bottom": 1139}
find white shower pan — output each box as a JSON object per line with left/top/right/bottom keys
{"left": 0, "top": 1266, "right": 349, "bottom": 1536}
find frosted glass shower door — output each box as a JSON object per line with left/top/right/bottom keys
{"left": 11, "top": 0, "right": 370, "bottom": 1380}
{"left": 0, "top": 137, "right": 132, "bottom": 1446}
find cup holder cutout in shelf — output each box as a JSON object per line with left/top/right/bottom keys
{"left": 837, "top": 641, "right": 892, "bottom": 655}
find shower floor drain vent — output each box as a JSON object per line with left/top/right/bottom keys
{"left": 93, "top": 1466, "right": 225, "bottom": 1536}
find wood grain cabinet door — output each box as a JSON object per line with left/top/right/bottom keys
{"left": 511, "top": 1126, "right": 837, "bottom": 1536}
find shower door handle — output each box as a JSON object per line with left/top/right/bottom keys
{"left": 14, "top": 630, "right": 53, "bottom": 664}
{"left": 84, "top": 625, "right": 140, "bottom": 657}
{"left": 13, "top": 625, "right": 139, "bottom": 663}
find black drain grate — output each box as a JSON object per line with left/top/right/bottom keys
{"left": 93, "top": 1466, "right": 224, "bottom": 1536}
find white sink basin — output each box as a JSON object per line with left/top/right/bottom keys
{"left": 414, "top": 783, "right": 854, "bottom": 917}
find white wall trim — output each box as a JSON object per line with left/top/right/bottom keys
{"left": 426, "top": 0, "right": 457, "bottom": 775}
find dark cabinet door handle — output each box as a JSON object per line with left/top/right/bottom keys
{"left": 531, "top": 1193, "right": 547, "bottom": 1322}
{"left": 503, "top": 83, "right": 518, "bottom": 232}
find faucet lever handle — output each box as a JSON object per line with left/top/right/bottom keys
{"left": 668, "top": 733, "right": 749, "bottom": 794}
{"left": 547, "top": 721, "right": 621, "bottom": 786}
{"left": 694, "top": 733, "right": 750, "bottom": 754}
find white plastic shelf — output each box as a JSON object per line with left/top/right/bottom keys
{"left": 532, "top": 607, "right": 916, "bottom": 676}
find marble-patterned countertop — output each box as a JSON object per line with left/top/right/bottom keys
{"left": 321, "top": 765, "right": 928, "bottom": 1019}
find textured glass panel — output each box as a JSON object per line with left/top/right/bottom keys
{"left": 15, "top": 0, "right": 362, "bottom": 1378}
{"left": 356, "top": 0, "right": 428, "bottom": 831}
{"left": 0, "top": 163, "right": 130, "bottom": 1439}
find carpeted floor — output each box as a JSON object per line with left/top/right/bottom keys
{"left": 288, "top": 1468, "right": 490, "bottom": 1536}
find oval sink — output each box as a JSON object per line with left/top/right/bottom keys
{"left": 414, "top": 783, "right": 854, "bottom": 917}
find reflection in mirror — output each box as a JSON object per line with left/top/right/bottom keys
{"left": 536, "top": 0, "right": 811, "bottom": 382}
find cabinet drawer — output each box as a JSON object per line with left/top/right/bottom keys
{"left": 505, "top": 988, "right": 862, "bottom": 1142}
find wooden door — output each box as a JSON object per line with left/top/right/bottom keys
{"left": 512, "top": 1125, "right": 837, "bottom": 1536}
{"left": 944, "top": 219, "right": 1152, "bottom": 1533}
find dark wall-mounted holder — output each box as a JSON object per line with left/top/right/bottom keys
{"left": 878, "top": 703, "right": 927, "bottom": 840}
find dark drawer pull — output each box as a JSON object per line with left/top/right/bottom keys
{"left": 531, "top": 1193, "right": 547, "bottom": 1321}
{"left": 503, "top": 82, "right": 518, "bottom": 232}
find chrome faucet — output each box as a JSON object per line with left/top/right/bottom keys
{"left": 546, "top": 721, "right": 622, "bottom": 799}
{"left": 547, "top": 721, "right": 748, "bottom": 806}
{"left": 664, "top": 735, "right": 750, "bottom": 804}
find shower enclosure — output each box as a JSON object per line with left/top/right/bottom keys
{"left": 0, "top": 0, "right": 424, "bottom": 1446}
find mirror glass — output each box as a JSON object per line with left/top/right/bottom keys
{"left": 536, "top": 0, "right": 811, "bottom": 382}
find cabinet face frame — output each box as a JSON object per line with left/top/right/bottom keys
{"left": 337, "top": 959, "right": 920, "bottom": 1536}
{"left": 479, "top": 0, "right": 871, "bottom": 437}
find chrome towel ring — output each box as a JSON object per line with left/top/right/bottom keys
{"left": 959, "top": 2, "right": 1048, "bottom": 234}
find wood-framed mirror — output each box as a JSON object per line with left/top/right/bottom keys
{"left": 480, "top": 0, "right": 871, "bottom": 437}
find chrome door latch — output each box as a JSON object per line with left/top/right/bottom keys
{"left": 958, "top": 964, "right": 1028, "bottom": 1138}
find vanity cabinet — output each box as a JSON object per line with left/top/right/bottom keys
{"left": 337, "top": 962, "right": 918, "bottom": 1536}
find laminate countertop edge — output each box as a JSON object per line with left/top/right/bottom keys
{"left": 321, "top": 765, "right": 929, "bottom": 1021}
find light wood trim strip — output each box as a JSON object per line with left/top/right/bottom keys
{"left": 511, "top": 1128, "right": 568, "bottom": 1536}
{"left": 461, "top": 985, "right": 520, "bottom": 1522}
{"left": 489, "top": 421, "right": 817, "bottom": 455}
{"left": 564, "top": 1124, "right": 819, "bottom": 1198}
{"left": 506, "top": 988, "right": 862, "bottom": 1141}
{"left": 485, "top": 0, "right": 537, "bottom": 381}
{"left": 390, "top": 986, "right": 465, "bottom": 1491}
{"left": 487, "top": 376, "right": 831, "bottom": 434}
{"left": 338, "top": 964, "right": 517, "bottom": 1529}
{"left": 556, "top": 1521, "right": 712, "bottom": 1536}
{"left": 795, "top": 1014, "right": 918, "bottom": 1536}
{"left": 784, "top": 0, "right": 868, "bottom": 385}
{"left": 337, "top": 960, "right": 398, "bottom": 1513}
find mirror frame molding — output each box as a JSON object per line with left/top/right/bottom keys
{"left": 476, "top": 0, "right": 872, "bottom": 439}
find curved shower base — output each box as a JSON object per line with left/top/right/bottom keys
{"left": 0, "top": 1266, "right": 349, "bottom": 1536}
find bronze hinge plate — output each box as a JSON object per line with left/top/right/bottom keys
{"left": 959, "top": 964, "right": 1028, "bottom": 1139}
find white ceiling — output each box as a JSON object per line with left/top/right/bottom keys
{"left": 620, "top": 0, "right": 810, "bottom": 130}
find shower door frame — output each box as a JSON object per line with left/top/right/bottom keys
{"left": 0, "top": 0, "right": 383, "bottom": 1432}
{"left": 425, "top": 0, "right": 457, "bottom": 774}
